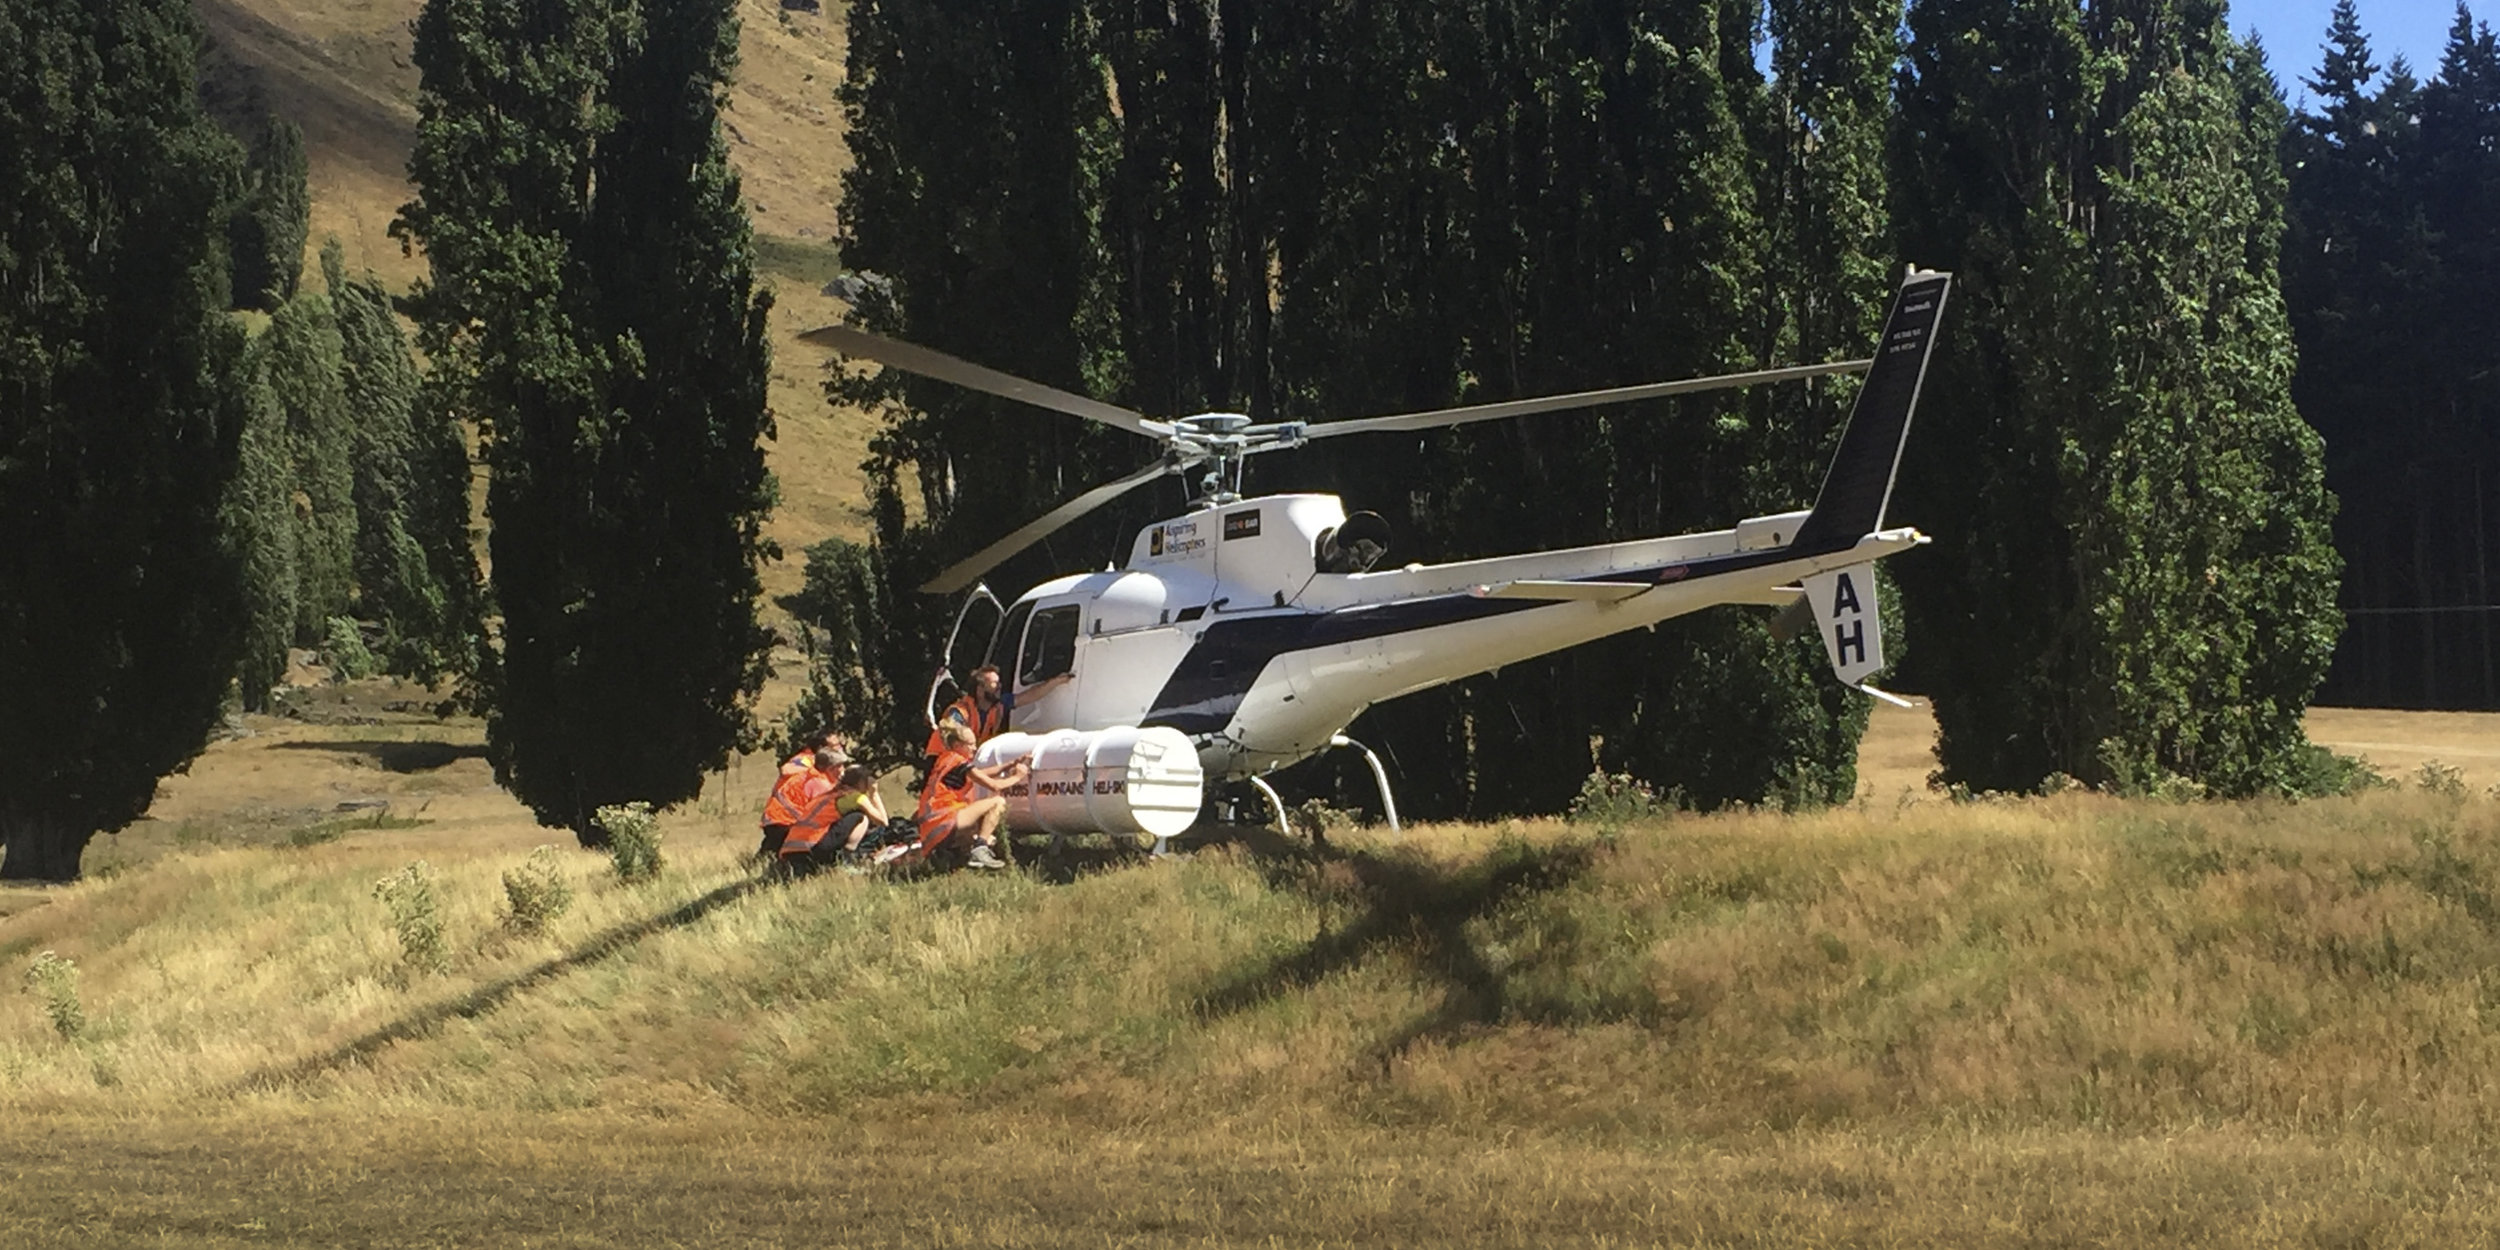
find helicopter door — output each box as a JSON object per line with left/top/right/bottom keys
{"left": 926, "top": 585, "right": 1006, "bottom": 732}
{"left": 1011, "top": 603, "right": 1083, "bottom": 731}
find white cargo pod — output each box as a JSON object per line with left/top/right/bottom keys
{"left": 972, "top": 725, "right": 1203, "bottom": 838}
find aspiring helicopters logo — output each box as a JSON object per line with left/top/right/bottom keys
{"left": 1148, "top": 518, "right": 1204, "bottom": 560}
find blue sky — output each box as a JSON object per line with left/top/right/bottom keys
{"left": 2233, "top": 0, "right": 2474, "bottom": 102}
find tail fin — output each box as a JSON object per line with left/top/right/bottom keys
{"left": 1785, "top": 269, "right": 1951, "bottom": 556}
{"left": 1801, "top": 563, "right": 1909, "bottom": 704}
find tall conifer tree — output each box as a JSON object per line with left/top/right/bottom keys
{"left": 401, "top": 0, "right": 773, "bottom": 839}
{"left": 0, "top": 0, "right": 250, "bottom": 879}
{"left": 1893, "top": 0, "right": 2340, "bottom": 794}
{"left": 325, "top": 243, "right": 480, "bottom": 686}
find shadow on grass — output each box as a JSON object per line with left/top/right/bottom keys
{"left": 271, "top": 739, "right": 488, "bottom": 773}
{"left": 241, "top": 874, "right": 770, "bottom": 1093}
{"left": 1192, "top": 824, "right": 1602, "bottom": 1065}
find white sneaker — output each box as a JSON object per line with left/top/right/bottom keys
{"left": 871, "top": 843, "right": 914, "bottom": 866}
{"left": 965, "top": 844, "right": 1005, "bottom": 870}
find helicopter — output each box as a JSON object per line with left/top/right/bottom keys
{"left": 801, "top": 268, "right": 1950, "bottom": 831}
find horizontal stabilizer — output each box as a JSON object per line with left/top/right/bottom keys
{"left": 1469, "top": 579, "right": 1651, "bottom": 603}
{"left": 1730, "top": 584, "right": 1805, "bottom": 608}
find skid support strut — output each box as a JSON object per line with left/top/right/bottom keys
{"left": 1328, "top": 734, "right": 1401, "bottom": 835}
{"left": 1247, "top": 775, "right": 1289, "bottom": 833}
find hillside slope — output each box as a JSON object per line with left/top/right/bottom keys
{"left": 197, "top": 0, "right": 876, "bottom": 578}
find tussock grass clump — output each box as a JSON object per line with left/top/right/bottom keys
{"left": 597, "top": 803, "right": 663, "bottom": 882}
{"left": 21, "top": 952, "right": 84, "bottom": 1040}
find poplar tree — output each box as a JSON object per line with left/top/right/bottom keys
{"left": 225, "top": 354, "right": 298, "bottom": 711}
{"left": 0, "top": 0, "right": 250, "bottom": 879}
{"left": 400, "top": 0, "right": 773, "bottom": 839}
{"left": 324, "top": 243, "right": 479, "bottom": 686}
{"left": 1892, "top": 0, "right": 2341, "bottom": 794}
{"left": 823, "top": 0, "right": 1901, "bottom": 815}
{"left": 227, "top": 115, "right": 310, "bottom": 311}
{"left": 823, "top": 0, "right": 1123, "bottom": 763}
{"left": 257, "top": 290, "right": 359, "bottom": 640}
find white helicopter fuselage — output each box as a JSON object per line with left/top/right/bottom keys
{"left": 984, "top": 492, "right": 1919, "bottom": 781}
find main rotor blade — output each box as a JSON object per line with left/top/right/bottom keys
{"left": 800, "top": 323, "right": 1169, "bottom": 440}
{"left": 1292, "top": 358, "right": 1873, "bottom": 441}
{"left": 919, "top": 457, "right": 1192, "bottom": 595}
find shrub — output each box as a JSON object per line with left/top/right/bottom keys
{"left": 1567, "top": 771, "right": 1679, "bottom": 827}
{"left": 373, "top": 861, "right": 449, "bottom": 973}
{"left": 502, "top": 846, "right": 573, "bottom": 933}
{"left": 22, "top": 951, "right": 85, "bottom": 1040}
{"left": 2287, "top": 742, "right": 2390, "bottom": 797}
{"left": 1289, "top": 798, "right": 1359, "bottom": 841}
{"left": 2416, "top": 760, "right": 2468, "bottom": 800}
{"left": 598, "top": 802, "right": 664, "bottom": 882}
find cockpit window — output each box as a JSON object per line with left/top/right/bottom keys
{"left": 989, "top": 601, "right": 1034, "bottom": 673}
{"left": 1018, "top": 605, "right": 1080, "bottom": 687}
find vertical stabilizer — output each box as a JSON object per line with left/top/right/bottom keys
{"left": 1786, "top": 269, "right": 1951, "bottom": 556}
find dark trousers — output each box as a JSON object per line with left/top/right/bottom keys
{"left": 778, "top": 811, "right": 871, "bottom": 879}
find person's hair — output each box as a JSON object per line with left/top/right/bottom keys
{"left": 970, "top": 664, "right": 999, "bottom": 681}
{"left": 939, "top": 721, "right": 977, "bottom": 747}
{"left": 817, "top": 728, "right": 845, "bottom": 749}
{"left": 838, "top": 764, "right": 873, "bottom": 790}
{"left": 813, "top": 748, "right": 842, "bottom": 772}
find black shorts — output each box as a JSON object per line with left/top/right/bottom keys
{"left": 777, "top": 812, "right": 872, "bottom": 878}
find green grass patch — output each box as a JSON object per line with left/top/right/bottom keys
{"left": 287, "top": 810, "right": 429, "bottom": 848}
{"left": 753, "top": 233, "right": 843, "bottom": 288}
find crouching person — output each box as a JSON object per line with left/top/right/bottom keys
{"left": 826, "top": 764, "right": 891, "bottom": 859}
{"left": 757, "top": 746, "right": 834, "bottom": 860}
{"left": 779, "top": 761, "right": 896, "bottom": 877}
{"left": 913, "top": 721, "right": 1028, "bottom": 871}
{"left": 772, "top": 748, "right": 848, "bottom": 879}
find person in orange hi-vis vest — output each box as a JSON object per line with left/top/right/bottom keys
{"left": 913, "top": 721, "right": 1028, "bottom": 870}
{"left": 782, "top": 729, "right": 848, "bottom": 778}
{"left": 780, "top": 756, "right": 896, "bottom": 878}
{"left": 758, "top": 745, "right": 837, "bottom": 859}
{"left": 924, "top": 666, "right": 1011, "bottom": 766}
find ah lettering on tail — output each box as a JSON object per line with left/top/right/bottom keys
{"left": 1801, "top": 565, "right": 1910, "bottom": 707}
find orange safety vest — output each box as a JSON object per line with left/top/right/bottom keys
{"left": 779, "top": 774, "right": 844, "bottom": 856}
{"left": 760, "top": 764, "right": 819, "bottom": 828}
{"left": 924, "top": 693, "right": 1007, "bottom": 759}
{"left": 915, "top": 746, "right": 979, "bottom": 831}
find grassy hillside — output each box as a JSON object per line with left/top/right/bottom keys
{"left": 198, "top": 0, "right": 878, "bottom": 584}
{"left": 12, "top": 759, "right": 2500, "bottom": 1241}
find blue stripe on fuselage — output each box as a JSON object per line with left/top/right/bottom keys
{"left": 1138, "top": 545, "right": 1798, "bottom": 735}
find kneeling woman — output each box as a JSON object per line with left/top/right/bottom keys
{"left": 914, "top": 721, "right": 1030, "bottom": 870}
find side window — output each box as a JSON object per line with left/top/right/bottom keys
{"left": 1018, "top": 606, "right": 1081, "bottom": 687}
{"left": 988, "top": 601, "right": 1034, "bottom": 673}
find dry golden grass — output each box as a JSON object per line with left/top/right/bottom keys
{"left": 14, "top": 695, "right": 2500, "bottom": 1242}
{"left": 8, "top": 1110, "right": 2500, "bottom": 1247}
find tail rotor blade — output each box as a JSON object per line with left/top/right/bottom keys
{"left": 919, "top": 457, "right": 1193, "bottom": 594}
{"left": 1286, "top": 358, "right": 1872, "bottom": 441}
{"left": 800, "top": 323, "right": 1170, "bottom": 440}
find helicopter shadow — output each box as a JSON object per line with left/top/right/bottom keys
{"left": 1190, "top": 823, "right": 1604, "bottom": 1067}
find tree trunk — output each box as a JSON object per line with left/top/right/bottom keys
{"left": 0, "top": 820, "right": 95, "bottom": 883}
